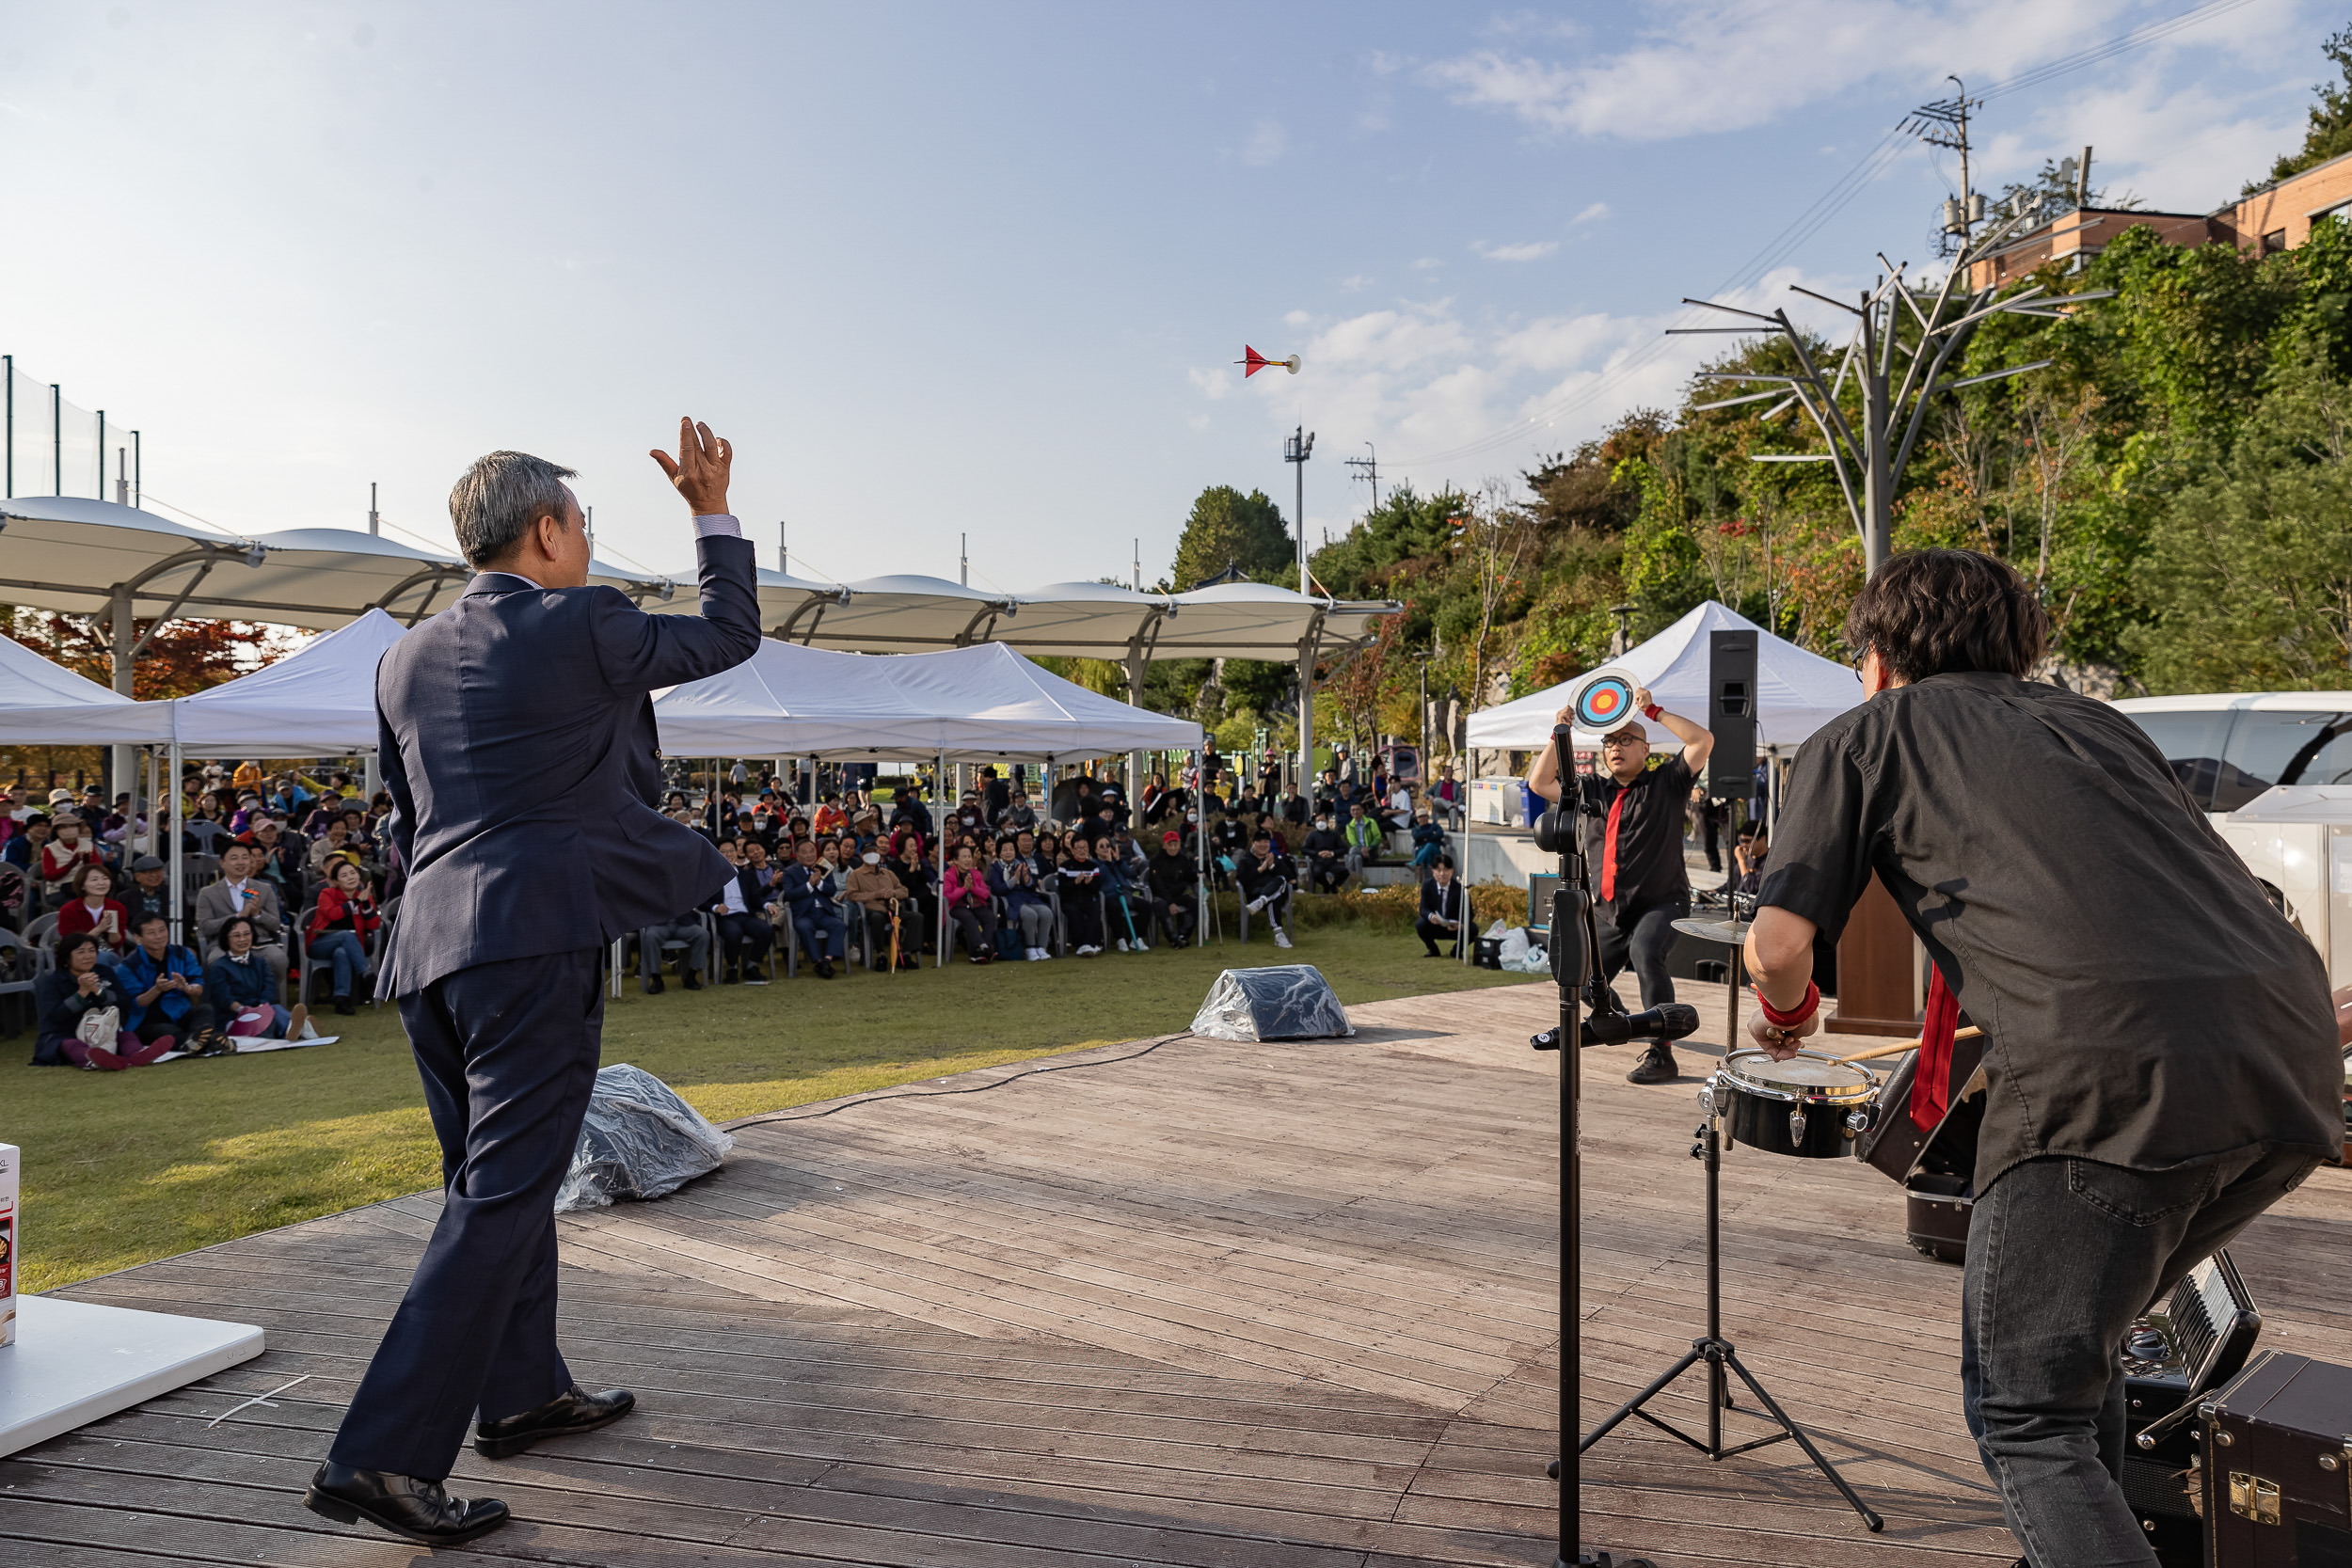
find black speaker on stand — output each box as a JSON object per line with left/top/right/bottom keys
{"left": 1706, "top": 629, "right": 1756, "bottom": 805}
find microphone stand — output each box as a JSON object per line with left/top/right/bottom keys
{"left": 1534, "top": 722, "right": 1650, "bottom": 1568}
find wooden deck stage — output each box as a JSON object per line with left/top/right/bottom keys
{"left": 5, "top": 976, "right": 2347, "bottom": 1567}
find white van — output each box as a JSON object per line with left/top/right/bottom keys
{"left": 2112, "top": 692, "right": 2352, "bottom": 985}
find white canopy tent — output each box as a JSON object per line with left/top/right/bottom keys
{"left": 0, "top": 632, "right": 132, "bottom": 713}
{"left": 1466, "top": 601, "right": 1863, "bottom": 752}
{"left": 655, "top": 638, "right": 1203, "bottom": 760}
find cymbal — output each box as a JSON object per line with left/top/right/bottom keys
{"left": 1672, "top": 916, "right": 1751, "bottom": 945}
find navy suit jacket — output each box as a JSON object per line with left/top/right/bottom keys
{"left": 374, "top": 533, "right": 761, "bottom": 996}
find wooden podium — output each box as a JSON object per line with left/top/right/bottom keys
{"left": 1826, "top": 872, "right": 1920, "bottom": 1037}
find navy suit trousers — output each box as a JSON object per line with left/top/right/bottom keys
{"left": 327, "top": 948, "right": 603, "bottom": 1480}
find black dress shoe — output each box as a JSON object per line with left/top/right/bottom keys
{"left": 816, "top": 958, "right": 835, "bottom": 979}
{"left": 681, "top": 970, "right": 704, "bottom": 990}
{"left": 1627, "top": 1043, "right": 1678, "bottom": 1085}
{"left": 304, "top": 1462, "right": 510, "bottom": 1544}
{"left": 475, "top": 1385, "right": 636, "bottom": 1460}
{"left": 643, "top": 974, "right": 665, "bottom": 995}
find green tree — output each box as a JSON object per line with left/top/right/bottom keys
{"left": 1169, "top": 485, "right": 1292, "bottom": 593}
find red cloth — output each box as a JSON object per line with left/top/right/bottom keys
{"left": 1910, "top": 965, "right": 1960, "bottom": 1132}
{"left": 58, "top": 897, "right": 131, "bottom": 951}
{"left": 1599, "top": 792, "right": 1626, "bottom": 902}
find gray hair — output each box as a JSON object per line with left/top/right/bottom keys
{"left": 448, "top": 451, "right": 580, "bottom": 567}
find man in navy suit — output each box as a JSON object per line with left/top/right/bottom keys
{"left": 306, "top": 420, "right": 759, "bottom": 1545}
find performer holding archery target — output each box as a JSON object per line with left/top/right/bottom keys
{"left": 1526, "top": 672, "right": 1713, "bottom": 1084}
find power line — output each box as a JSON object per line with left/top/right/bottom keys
{"left": 1385, "top": 0, "right": 2259, "bottom": 473}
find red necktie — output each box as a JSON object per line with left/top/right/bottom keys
{"left": 1910, "top": 966, "right": 1960, "bottom": 1132}
{"left": 1599, "top": 790, "right": 1626, "bottom": 903}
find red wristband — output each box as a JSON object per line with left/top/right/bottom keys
{"left": 1642, "top": 703, "right": 1661, "bottom": 721}
{"left": 1754, "top": 979, "right": 1819, "bottom": 1028}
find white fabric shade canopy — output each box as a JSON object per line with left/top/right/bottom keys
{"left": 1466, "top": 601, "right": 1863, "bottom": 752}
{"left": 0, "top": 631, "right": 135, "bottom": 743}
{"left": 0, "top": 609, "right": 406, "bottom": 754}
{"left": 654, "top": 638, "right": 1203, "bottom": 761}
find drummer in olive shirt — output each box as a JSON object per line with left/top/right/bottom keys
{"left": 1742, "top": 548, "right": 2338, "bottom": 1568}
{"left": 1528, "top": 684, "right": 1714, "bottom": 1084}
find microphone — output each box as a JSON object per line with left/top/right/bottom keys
{"left": 1530, "top": 1003, "right": 1701, "bottom": 1051}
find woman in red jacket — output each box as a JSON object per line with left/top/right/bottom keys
{"left": 304, "top": 860, "right": 381, "bottom": 1014}
{"left": 56, "top": 864, "right": 131, "bottom": 958}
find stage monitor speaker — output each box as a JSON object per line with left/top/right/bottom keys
{"left": 1707, "top": 629, "right": 1757, "bottom": 800}
{"left": 1190, "top": 965, "right": 1354, "bottom": 1041}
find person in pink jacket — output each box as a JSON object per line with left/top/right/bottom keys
{"left": 941, "top": 842, "right": 995, "bottom": 963}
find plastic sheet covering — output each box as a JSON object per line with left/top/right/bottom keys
{"left": 1189, "top": 964, "right": 1354, "bottom": 1042}
{"left": 554, "top": 1064, "right": 734, "bottom": 1213}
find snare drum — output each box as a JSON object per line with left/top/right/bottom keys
{"left": 1704, "top": 1049, "right": 1880, "bottom": 1159}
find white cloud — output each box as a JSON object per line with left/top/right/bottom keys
{"left": 1241, "top": 119, "right": 1288, "bottom": 166}
{"left": 1408, "top": 256, "right": 1444, "bottom": 271}
{"left": 1422, "top": 0, "right": 2277, "bottom": 143}
{"left": 1340, "top": 274, "right": 1373, "bottom": 292}
{"left": 1571, "top": 200, "right": 1610, "bottom": 225}
{"left": 1283, "top": 308, "right": 1311, "bottom": 326}
{"left": 1475, "top": 238, "right": 1560, "bottom": 261}
{"left": 1187, "top": 366, "right": 1232, "bottom": 402}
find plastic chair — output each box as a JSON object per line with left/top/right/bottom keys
{"left": 0, "top": 927, "right": 36, "bottom": 1037}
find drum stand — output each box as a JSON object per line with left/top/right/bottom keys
{"left": 1576, "top": 1013, "right": 1883, "bottom": 1533}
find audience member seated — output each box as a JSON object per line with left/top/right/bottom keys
{"left": 120, "top": 911, "right": 220, "bottom": 1056}
{"left": 3, "top": 812, "right": 50, "bottom": 875}
{"left": 844, "top": 848, "right": 914, "bottom": 969}
{"left": 1145, "top": 830, "right": 1199, "bottom": 949}
{"left": 305, "top": 859, "right": 380, "bottom": 1014}
{"left": 636, "top": 907, "right": 710, "bottom": 994}
{"left": 40, "top": 812, "right": 101, "bottom": 910}
{"left": 1097, "top": 844, "right": 1151, "bottom": 953}
{"left": 1384, "top": 778, "right": 1414, "bottom": 832}
{"left": 1279, "top": 788, "right": 1310, "bottom": 833}
{"left": 707, "top": 844, "right": 775, "bottom": 982}
{"left": 1416, "top": 855, "right": 1467, "bottom": 958}
{"left": 942, "top": 843, "right": 995, "bottom": 963}
{"left": 246, "top": 817, "right": 304, "bottom": 899}
{"left": 1238, "top": 829, "right": 1296, "bottom": 949}
{"left": 197, "top": 843, "right": 290, "bottom": 983}
{"left": 1408, "top": 812, "right": 1448, "bottom": 878}
{"left": 58, "top": 864, "right": 132, "bottom": 960}
{"left": 1343, "top": 801, "right": 1386, "bottom": 879}
{"left": 779, "top": 838, "right": 847, "bottom": 979}
{"left": 892, "top": 834, "right": 938, "bottom": 952}
{"left": 1057, "top": 835, "right": 1107, "bottom": 956}
{"left": 308, "top": 813, "right": 363, "bottom": 879}
{"left": 1300, "top": 815, "right": 1349, "bottom": 895}
{"left": 203, "top": 915, "right": 310, "bottom": 1042}
{"left": 812, "top": 792, "right": 848, "bottom": 836}
{"left": 998, "top": 790, "right": 1037, "bottom": 835}
{"left": 989, "top": 837, "right": 1055, "bottom": 960}
{"left": 1730, "top": 828, "right": 1769, "bottom": 897}
{"left": 36, "top": 931, "right": 141, "bottom": 1069}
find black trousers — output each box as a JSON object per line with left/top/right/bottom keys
{"left": 1151, "top": 895, "right": 1195, "bottom": 945}
{"left": 714, "top": 912, "right": 772, "bottom": 970}
{"left": 1416, "top": 916, "right": 1462, "bottom": 957}
{"left": 1592, "top": 895, "right": 1685, "bottom": 1009}
{"left": 328, "top": 948, "right": 603, "bottom": 1481}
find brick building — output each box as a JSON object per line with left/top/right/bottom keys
{"left": 1964, "top": 148, "right": 2352, "bottom": 290}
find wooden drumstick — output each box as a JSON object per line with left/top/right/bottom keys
{"left": 1837, "top": 1025, "right": 1982, "bottom": 1064}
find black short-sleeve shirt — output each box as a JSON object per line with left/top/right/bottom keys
{"left": 1581, "top": 753, "right": 1694, "bottom": 914}
{"left": 1759, "top": 672, "right": 2339, "bottom": 1185}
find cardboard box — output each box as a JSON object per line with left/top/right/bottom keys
{"left": 0, "top": 1141, "right": 17, "bottom": 1348}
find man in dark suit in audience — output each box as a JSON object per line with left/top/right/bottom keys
{"left": 306, "top": 422, "right": 759, "bottom": 1546}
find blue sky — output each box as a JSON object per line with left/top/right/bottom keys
{"left": 0, "top": 1, "right": 2332, "bottom": 590}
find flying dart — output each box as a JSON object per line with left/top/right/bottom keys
{"left": 1237, "top": 345, "right": 1301, "bottom": 377}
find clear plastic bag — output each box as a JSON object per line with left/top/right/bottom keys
{"left": 553, "top": 1063, "right": 734, "bottom": 1213}
{"left": 1190, "top": 964, "right": 1354, "bottom": 1041}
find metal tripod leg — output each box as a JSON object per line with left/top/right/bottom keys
{"left": 1722, "top": 1350, "right": 1884, "bottom": 1531}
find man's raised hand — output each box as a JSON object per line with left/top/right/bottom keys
{"left": 650, "top": 417, "right": 733, "bottom": 516}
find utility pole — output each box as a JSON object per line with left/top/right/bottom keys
{"left": 1908, "top": 78, "right": 1983, "bottom": 258}
{"left": 1284, "top": 424, "right": 1316, "bottom": 790}
{"left": 131, "top": 430, "right": 139, "bottom": 509}
{"left": 115, "top": 447, "right": 127, "bottom": 505}
{"left": 960, "top": 532, "right": 968, "bottom": 588}
{"left": 1133, "top": 537, "right": 1141, "bottom": 592}
{"left": 369, "top": 482, "right": 379, "bottom": 536}
{"left": 1608, "top": 603, "right": 1635, "bottom": 657}
{"left": 97, "top": 410, "right": 105, "bottom": 499}
{"left": 1345, "top": 442, "right": 1379, "bottom": 512}
{"left": 778, "top": 519, "right": 787, "bottom": 575}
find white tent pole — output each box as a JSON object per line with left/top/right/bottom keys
{"left": 1196, "top": 746, "right": 1208, "bottom": 943}
{"left": 936, "top": 746, "right": 947, "bottom": 968}
{"left": 167, "top": 721, "right": 183, "bottom": 944}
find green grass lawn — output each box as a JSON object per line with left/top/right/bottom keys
{"left": 4, "top": 920, "right": 1536, "bottom": 1293}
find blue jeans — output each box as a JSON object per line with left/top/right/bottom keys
{"left": 1961, "top": 1147, "right": 2318, "bottom": 1567}
{"left": 310, "top": 929, "right": 371, "bottom": 998}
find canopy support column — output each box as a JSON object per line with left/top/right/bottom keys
{"left": 108, "top": 583, "right": 135, "bottom": 807}
{"left": 1295, "top": 610, "right": 1326, "bottom": 806}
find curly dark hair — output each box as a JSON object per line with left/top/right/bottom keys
{"left": 1844, "top": 547, "right": 2049, "bottom": 686}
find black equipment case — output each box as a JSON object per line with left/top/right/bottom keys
{"left": 2200, "top": 1351, "right": 2352, "bottom": 1565}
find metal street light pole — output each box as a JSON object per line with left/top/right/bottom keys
{"left": 1285, "top": 424, "right": 1315, "bottom": 794}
